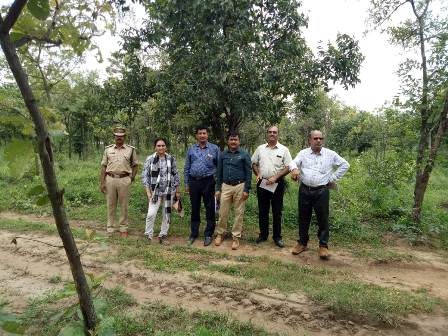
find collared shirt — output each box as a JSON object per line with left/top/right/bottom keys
{"left": 289, "top": 147, "right": 349, "bottom": 187}
{"left": 216, "top": 148, "right": 252, "bottom": 193}
{"left": 251, "top": 142, "right": 293, "bottom": 179}
{"left": 101, "top": 144, "right": 138, "bottom": 173}
{"left": 184, "top": 142, "right": 220, "bottom": 184}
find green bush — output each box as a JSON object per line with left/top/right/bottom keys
{"left": 1, "top": 146, "right": 448, "bottom": 249}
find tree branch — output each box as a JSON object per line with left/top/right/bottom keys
{"left": 14, "top": 35, "right": 63, "bottom": 48}
{"left": 44, "top": 0, "right": 63, "bottom": 41}
{"left": 421, "top": 0, "right": 430, "bottom": 18}
{"left": 0, "top": 0, "right": 28, "bottom": 34}
{"left": 370, "top": 1, "right": 408, "bottom": 29}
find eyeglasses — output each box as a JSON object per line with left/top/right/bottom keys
{"left": 313, "top": 137, "right": 324, "bottom": 140}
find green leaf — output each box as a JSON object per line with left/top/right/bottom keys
{"left": 76, "top": 308, "right": 83, "bottom": 321}
{"left": 93, "top": 298, "right": 108, "bottom": 315}
{"left": 97, "top": 316, "right": 116, "bottom": 336}
{"left": 0, "top": 308, "right": 26, "bottom": 335}
{"left": 1, "top": 320, "right": 26, "bottom": 334}
{"left": 58, "top": 321, "right": 85, "bottom": 336}
{"left": 35, "top": 194, "right": 50, "bottom": 206}
{"left": 27, "top": 0, "right": 50, "bottom": 20}
{"left": 28, "top": 185, "right": 46, "bottom": 197}
{"left": 194, "top": 326, "right": 213, "bottom": 336}
{"left": 9, "top": 31, "right": 27, "bottom": 42}
{"left": 4, "top": 139, "right": 34, "bottom": 178}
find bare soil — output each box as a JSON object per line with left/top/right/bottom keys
{"left": 1, "top": 211, "right": 448, "bottom": 335}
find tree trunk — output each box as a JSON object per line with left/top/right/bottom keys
{"left": 411, "top": 2, "right": 430, "bottom": 224}
{"left": 412, "top": 92, "right": 448, "bottom": 222}
{"left": 0, "top": 17, "right": 97, "bottom": 333}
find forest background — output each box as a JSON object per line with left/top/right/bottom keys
{"left": 1, "top": 0, "right": 447, "bottom": 242}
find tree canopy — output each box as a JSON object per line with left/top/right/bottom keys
{"left": 123, "top": 0, "right": 364, "bottom": 147}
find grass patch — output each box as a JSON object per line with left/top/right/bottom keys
{"left": 114, "top": 238, "right": 229, "bottom": 273}
{"left": 14, "top": 286, "right": 272, "bottom": 336}
{"left": 0, "top": 218, "right": 58, "bottom": 236}
{"left": 114, "top": 302, "right": 275, "bottom": 336}
{"left": 352, "top": 249, "right": 416, "bottom": 263}
{"left": 0, "top": 218, "right": 93, "bottom": 240}
{"left": 207, "top": 258, "right": 445, "bottom": 325}
{"left": 19, "top": 286, "right": 136, "bottom": 335}
{"left": 308, "top": 281, "right": 439, "bottom": 326}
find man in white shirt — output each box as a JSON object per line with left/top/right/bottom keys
{"left": 290, "top": 130, "right": 349, "bottom": 259}
{"left": 251, "top": 126, "right": 293, "bottom": 248}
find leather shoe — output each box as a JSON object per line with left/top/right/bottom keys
{"left": 274, "top": 239, "right": 285, "bottom": 248}
{"left": 291, "top": 243, "right": 307, "bottom": 255}
{"left": 319, "top": 246, "right": 330, "bottom": 260}
{"left": 256, "top": 236, "right": 267, "bottom": 244}
{"left": 214, "top": 234, "right": 223, "bottom": 246}
{"left": 204, "top": 236, "right": 213, "bottom": 246}
{"left": 119, "top": 231, "right": 129, "bottom": 238}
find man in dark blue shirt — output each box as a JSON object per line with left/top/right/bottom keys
{"left": 184, "top": 126, "right": 220, "bottom": 246}
{"left": 214, "top": 131, "right": 252, "bottom": 250}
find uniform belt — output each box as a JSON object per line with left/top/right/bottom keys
{"left": 189, "top": 175, "right": 213, "bottom": 181}
{"left": 224, "top": 180, "right": 244, "bottom": 186}
{"left": 301, "top": 183, "right": 327, "bottom": 191}
{"left": 107, "top": 172, "right": 130, "bottom": 178}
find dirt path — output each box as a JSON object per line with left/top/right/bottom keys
{"left": 1, "top": 212, "right": 448, "bottom": 335}
{"left": 3, "top": 211, "right": 448, "bottom": 300}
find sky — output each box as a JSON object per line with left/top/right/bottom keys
{"left": 301, "top": 0, "right": 407, "bottom": 111}
{"left": 1, "top": 0, "right": 412, "bottom": 112}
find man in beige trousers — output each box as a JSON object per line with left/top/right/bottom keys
{"left": 99, "top": 127, "right": 138, "bottom": 237}
{"left": 214, "top": 131, "right": 252, "bottom": 250}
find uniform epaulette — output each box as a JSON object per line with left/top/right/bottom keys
{"left": 105, "top": 144, "right": 114, "bottom": 148}
{"left": 127, "top": 144, "right": 136, "bottom": 149}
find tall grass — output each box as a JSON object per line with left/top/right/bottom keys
{"left": 1, "top": 147, "right": 448, "bottom": 249}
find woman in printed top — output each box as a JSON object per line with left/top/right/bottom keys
{"left": 142, "top": 138, "right": 181, "bottom": 245}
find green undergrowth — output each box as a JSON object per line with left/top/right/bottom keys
{"left": 115, "top": 301, "right": 274, "bottom": 336}
{"left": 6, "top": 286, "right": 272, "bottom": 336}
{"left": 1, "top": 151, "right": 448, "bottom": 249}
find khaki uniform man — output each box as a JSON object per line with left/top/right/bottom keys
{"left": 99, "top": 127, "right": 138, "bottom": 237}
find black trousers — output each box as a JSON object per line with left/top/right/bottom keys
{"left": 257, "top": 179, "right": 285, "bottom": 241}
{"left": 189, "top": 176, "right": 215, "bottom": 239}
{"left": 298, "top": 184, "right": 330, "bottom": 247}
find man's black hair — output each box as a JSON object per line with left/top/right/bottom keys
{"left": 195, "top": 126, "right": 209, "bottom": 134}
{"left": 227, "top": 130, "right": 240, "bottom": 139}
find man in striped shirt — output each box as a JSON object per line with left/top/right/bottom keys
{"left": 289, "top": 130, "right": 349, "bottom": 259}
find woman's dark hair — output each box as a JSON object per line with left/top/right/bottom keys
{"left": 153, "top": 137, "right": 168, "bottom": 147}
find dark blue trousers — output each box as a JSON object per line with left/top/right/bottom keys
{"left": 189, "top": 176, "right": 215, "bottom": 239}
